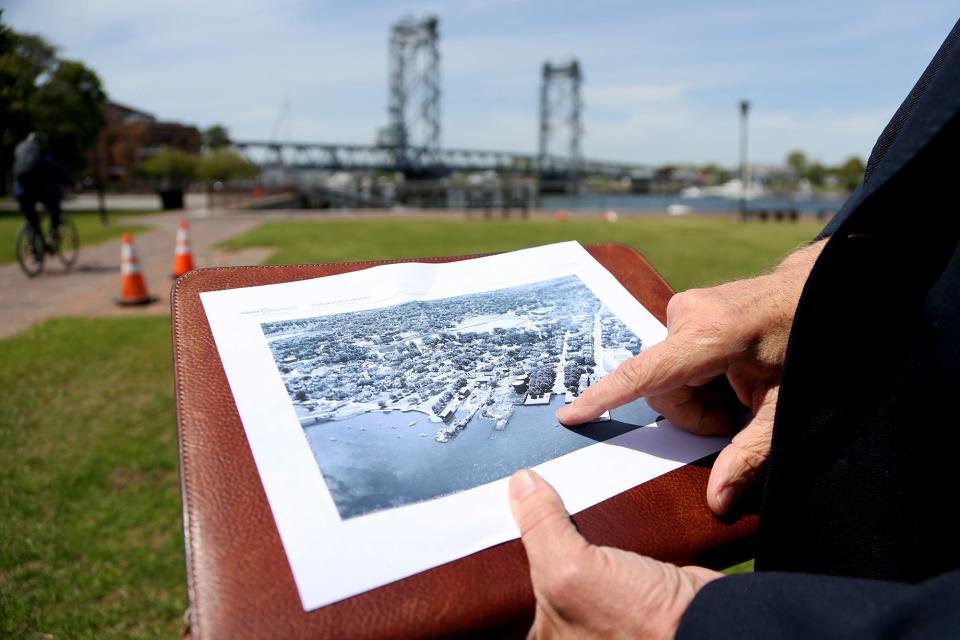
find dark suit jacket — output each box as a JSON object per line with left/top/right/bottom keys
{"left": 679, "top": 18, "right": 960, "bottom": 638}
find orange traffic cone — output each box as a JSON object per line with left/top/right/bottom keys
{"left": 115, "top": 233, "right": 156, "bottom": 306}
{"left": 171, "top": 219, "right": 195, "bottom": 278}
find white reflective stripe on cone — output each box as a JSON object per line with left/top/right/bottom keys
{"left": 175, "top": 225, "right": 191, "bottom": 254}
{"left": 121, "top": 242, "right": 141, "bottom": 274}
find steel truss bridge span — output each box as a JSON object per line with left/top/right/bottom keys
{"left": 231, "top": 140, "right": 650, "bottom": 180}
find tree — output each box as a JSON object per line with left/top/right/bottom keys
{"left": 701, "top": 162, "right": 730, "bottom": 186}
{"left": 197, "top": 148, "right": 259, "bottom": 182}
{"left": 837, "top": 155, "right": 866, "bottom": 192}
{"left": 804, "top": 161, "right": 827, "bottom": 187}
{"left": 786, "top": 150, "right": 807, "bottom": 177}
{"left": 0, "top": 15, "right": 57, "bottom": 191}
{"left": 140, "top": 148, "right": 199, "bottom": 186}
{"left": 31, "top": 59, "right": 107, "bottom": 172}
{"left": 202, "top": 124, "right": 231, "bottom": 150}
{"left": 1, "top": 14, "right": 109, "bottom": 190}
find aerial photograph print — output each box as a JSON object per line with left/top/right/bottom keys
{"left": 261, "top": 274, "right": 659, "bottom": 519}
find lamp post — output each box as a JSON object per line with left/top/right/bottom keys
{"left": 739, "top": 99, "right": 750, "bottom": 220}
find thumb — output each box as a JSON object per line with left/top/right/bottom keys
{"left": 707, "top": 386, "right": 778, "bottom": 516}
{"left": 509, "top": 469, "right": 588, "bottom": 576}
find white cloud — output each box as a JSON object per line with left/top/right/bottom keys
{"left": 583, "top": 102, "right": 888, "bottom": 166}
{"left": 462, "top": 0, "right": 533, "bottom": 12}
{"left": 3, "top": 0, "right": 944, "bottom": 165}
{"left": 585, "top": 83, "right": 688, "bottom": 109}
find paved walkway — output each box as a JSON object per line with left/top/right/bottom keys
{"left": 0, "top": 208, "right": 496, "bottom": 339}
{"left": 0, "top": 205, "right": 735, "bottom": 339}
{"left": 0, "top": 211, "right": 271, "bottom": 339}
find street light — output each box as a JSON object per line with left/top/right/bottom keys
{"left": 739, "top": 100, "right": 750, "bottom": 220}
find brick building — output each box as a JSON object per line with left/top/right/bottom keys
{"left": 93, "top": 101, "right": 201, "bottom": 188}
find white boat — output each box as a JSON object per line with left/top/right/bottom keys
{"left": 680, "top": 179, "right": 765, "bottom": 200}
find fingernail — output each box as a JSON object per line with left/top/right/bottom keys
{"left": 715, "top": 485, "right": 735, "bottom": 513}
{"left": 510, "top": 469, "right": 536, "bottom": 502}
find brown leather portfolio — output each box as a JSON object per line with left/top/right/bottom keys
{"left": 172, "top": 243, "right": 757, "bottom": 639}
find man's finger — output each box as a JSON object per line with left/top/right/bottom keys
{"left": 557, "top": 335, "right": 724, "bottom": 425}
{"left": 707, "top": 387, "right": 778, "bottom": 515}
{"left": 646, "top": 383, "right": 741, "bottom": 437}
{"left": 508, "top": 469, "right": 588, "bottom": 575}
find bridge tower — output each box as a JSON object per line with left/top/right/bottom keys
{"left": 538, "top": 59, "right": 583, "bottom": 192}
{"left": 386, "top": 15, "right": 441, "bottom": 170}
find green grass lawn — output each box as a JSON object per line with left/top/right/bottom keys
{"left": 220, "top": 217, "right": 822, "bottom": 291}
{"left": 0, "top": 210, "right": 154, "bottom": 265}
{"left": 1, "top": 217, "right": 822, "bottom": 637}
{"left": 0, "top": 317, "right": 182, "bottom": 639}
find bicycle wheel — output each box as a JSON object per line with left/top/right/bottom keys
{"left": 15, "top": 223, "right": 44, "bottom": 277}
{"left": 55, "top": 216, "right": 80, "bottom": 270}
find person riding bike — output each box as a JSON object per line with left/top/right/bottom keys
{"left": 14, "top": 132, "right": 73, "bottom": 248}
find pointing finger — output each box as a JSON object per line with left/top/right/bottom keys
{"left": 557, "top": 335, "right": 724, "bottom": 425}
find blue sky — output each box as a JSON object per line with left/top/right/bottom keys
{"left": 3, "top": 0, "right": 957, "bottom": 165}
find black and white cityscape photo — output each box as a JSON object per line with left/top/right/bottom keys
{"left": 261, "top": 275, "right": 658, "bottom": 519}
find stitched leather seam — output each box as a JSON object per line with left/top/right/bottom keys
{"left": 171, "top": 272, "right": 201, "bottom": 637}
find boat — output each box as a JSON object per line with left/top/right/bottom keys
{"left": 679, "top": 178, "right": 766, "bottom": 200}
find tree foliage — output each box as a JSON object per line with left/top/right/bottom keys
{"left": 0, "top": 29, "right": 56, "bottom": 147}
{"left": 837, "top": 155, "right": 866, "bottom": 191}
{"left": 786, "top": 150, "right": 807, "bottom": 177}
{"left": 31, "top": 59, "right": 107, "bottom": 171}
{"left": 0, "top": 16, "right": 57, "bottom": 184}
{"left": 805, "top": 161, "right": 828, "bottom": 187}
{"left": 780, "top": 150, "right": 865, "bottom": 192}
{"left": 0, "top": 13, "right": 107, "bottom": 186}
{"left": 141, "top": 147, "right": 260, "bottom": 186}
{"left": 701, "top": 162, "right": 730, "bottom": 186}
{"left": 202, "top": 124, "right": 231, "bottom": 150}
{"left": 140, "top": 149, "right": 199, "bottom": 185}
{"left": 197, "top": 148, "right": 259, "bottom": 181}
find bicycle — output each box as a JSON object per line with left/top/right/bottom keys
{"left": 15, "top": 213, "right": 79, "bottom": 277}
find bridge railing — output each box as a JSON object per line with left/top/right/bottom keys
{"left": 232, "top": 140, "right": 650, "bottom": 179}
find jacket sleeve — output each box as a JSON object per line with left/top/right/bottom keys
{"left": 676, "top": 569, "right": 960, "bottom": 639}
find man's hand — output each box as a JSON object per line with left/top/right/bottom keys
{"left": 509, "top": 469, "right": 722, "bottom": 639}
{"left": 558, "top": 240, "right": 825, "bottom": 515}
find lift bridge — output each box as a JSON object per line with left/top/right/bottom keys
{"left": 231, "top": 15, "right": 651, "bottom": 205}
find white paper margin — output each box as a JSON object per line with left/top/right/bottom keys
{"left": 200, "top": 241, "right": 727, "bottom": 610}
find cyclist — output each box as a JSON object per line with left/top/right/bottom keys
{"left": 13, "top": 132, "right": 73, "bottom": 248}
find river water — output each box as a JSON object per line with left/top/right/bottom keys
{"left": 302, "top": 395, "right": 659, "bottom": 519}
{"left": 542, "top": 192, "right": 847, "bottom": 214}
